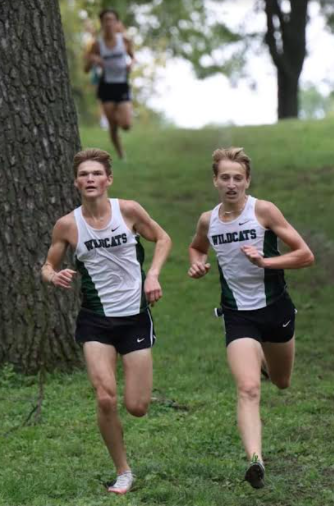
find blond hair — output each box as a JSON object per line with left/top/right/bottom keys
{"left": 212, "top": 147, "right": 251, "bottom": 178}
{"left": 73, "top": 148, "right": 112, "bottom": 177}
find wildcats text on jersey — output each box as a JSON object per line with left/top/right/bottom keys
{"left": 211, "top": 229, "right": 257, "bottom": 245}
{"left": 84, "top": 233, "right": 127, "bottom": 251}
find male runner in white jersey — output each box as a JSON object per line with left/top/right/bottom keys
{"left": 188, "top": 147, "right": 314, "bottom": 488}
{"left": 84, "top": 8, "right": 134, "bottom": 159}
{"left": 42, "top": 148, "right": 172, "bottom": 495}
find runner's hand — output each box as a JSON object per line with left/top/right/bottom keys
{"left": 51, "top": 269, "right": 77, "bottom": 289}
{"left": 241, "top": 245, "right": 265, "bottom": 267}
{"left": 144, "top": 274, "right": 162, "bottom": 306}
{"left": 188, "top": 262, "right": 211, "bottom": 279}
{"left": 89, "top": 54, "right": 104, "bottom": 67}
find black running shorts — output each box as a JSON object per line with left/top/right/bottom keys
{"left": 97, "top": 81, "right": 131, "bottom": 103}
{"left": 75, "top": 308, "right": 156, "bottom": 355}
{"left": 222, "top": 293, "right": 296, "bottom": 347}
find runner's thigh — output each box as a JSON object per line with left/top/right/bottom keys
{"left": 116, "top": 101, "right": 132, "bottom": 128}
{"left": 122, "top": 349, "right": 153, "bottom": 406}
{"left": 262, "top": 336, "right": 295, "bottom": 388}
{"left": 102, "top": 102, "right": 118, "bottom": 124}
{"left": 83, "top": 341, "right": 118, "bottom": 390}
{"left": 227, "top": 337, "right": 263, "bottom": 387}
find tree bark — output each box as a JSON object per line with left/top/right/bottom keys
{"left": 264, "top": 0, "right": 309, "bottom": 119}
{"left": 277, "top": 70, "right": 299, "bottom": 118}
{"left": 0, "top": 0, "right": 83, "bottom": 373}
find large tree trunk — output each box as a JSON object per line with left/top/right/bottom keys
{"left": 0, "top": 0, "right": 83, "bottom": 373}
{"left": 264, "top": 0, "right": 308, "bottom": 119}
{"left": 277, "top": 70, "right": 299, "bottom": 118}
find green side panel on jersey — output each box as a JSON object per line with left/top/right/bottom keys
{"left": 218, "top": 262, "right": 238, "bottom": 309}
{"left": 75, "top": 258, "right": 105, "bottom": 316}
{"left": 136, "top": 237, "right": 148, "bottom": 312}
{"left": 263, "top": 230, "right": 286, "bottom": 304}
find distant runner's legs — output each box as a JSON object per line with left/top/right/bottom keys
{"left": 102, "top": 101, "right": 132, "bottom": 159}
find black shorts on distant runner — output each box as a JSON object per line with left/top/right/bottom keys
{"left": 97, "top": 80, "right": 131, "bottom": 103}
{"left": 222, "top": 292, "right": 296, "bottom": 347}
{"left": 75, "top": 307, "right": 156, "bottom": 355}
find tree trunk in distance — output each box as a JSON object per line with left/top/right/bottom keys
{"left": 264, "top": 0, "right": 308, "bottom": 119}
{"left": 277, "top": 69, "right": 299, "bottom": 118}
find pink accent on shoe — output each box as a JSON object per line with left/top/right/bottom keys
{"left": 108, "top": 486, "right": 128, "bottom": 495}
{"left": 107, "top": 471, "right": 134, "bottom": 494}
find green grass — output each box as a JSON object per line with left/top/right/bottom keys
{"left": 1, "top": 117, "right": 334, "bottom": 505}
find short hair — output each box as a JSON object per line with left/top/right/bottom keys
{"left": 212, "top": 147, "right": 251, "bottom": 178}
{"left": 73, "top": 148, "right": 112, "bottom": 177}
{"left": 99, "top": 8, "right": 120, "bottom": 22}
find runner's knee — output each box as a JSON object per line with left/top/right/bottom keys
{"left": 96, "top": 387, "right": 117, "bottom": 414}
{"left": 272, "top": 376, "right": 291, "bottom": 390}
{"left": 125, "top": 399, "right": 149, "bottom": 417}
{"left": 238, "top": 380, "right": 261, "bottom": 402}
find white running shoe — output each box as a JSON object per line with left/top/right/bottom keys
{"left": 107, "top": 470, "right": 134, "bottom": 495}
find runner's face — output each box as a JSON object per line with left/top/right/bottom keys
{"left": 101, "top": 13, "right": 119, "bottom": 35}
{"left": 75, "top": 161, "right": 112, "bottom": 198}
{"left": 213, "top": 160, "right": 250, "bottom": 204}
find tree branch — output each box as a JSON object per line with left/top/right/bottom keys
{"left": 1, "top": 367, "right": 46, "bottom": 437}
{"left": 272, "top": 0, "right": 285, "bottom": 27}
{"left": 264, "top": 0, "right": 307, "bottom": 78}
{"left": 264, "top": 0, "right": 284, "bottom": 68}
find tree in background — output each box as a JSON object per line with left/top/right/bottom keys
{"left": 262, "top": 0, "right": 308, "bottom": 118}
{"left": 0, "top": 0, "right": 82, "bottom": 373}
{"left": 65, "top": 0, "right": 333, "bottom": 121}
{"left": 60, "top": 1, "right": 99, "bottom": 125}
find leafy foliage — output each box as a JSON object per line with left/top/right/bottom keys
{"left": 300, "top": 84, "right": 334, "bottom": 119}
{"left": 61, "top": 0, "right": 246, "bottom": 83}
{"left": 319, "top": 0, "right": 334, "bottom": 30}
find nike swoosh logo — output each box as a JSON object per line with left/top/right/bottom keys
{"left": 282, "top": 320, "right": 291, "bottom": 327}
{"left": 111, "top": 226, "right": 120, "bottom": 232}
{"left": 137, "top": 338, "right": 145, "bottom": 343}
{"left": 239, "top": 220, "right": 250, "bottom": 226}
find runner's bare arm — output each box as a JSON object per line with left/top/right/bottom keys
{"left": 84, "top": 40, "right": 104, "bottom": 73}
{"left": 41, "top": 217, "right": 77, "bottom": 289}
{"left": 122, "top": 201, "right": 172, "bottom": 305}
{"left": 124, "top": 36, "right": 135, "bottom": 70}
{"left": 188, "top": 212, "right": 211, "bottom": 278}
{"left": 241, "top": 200, "right": 315, "bottom": 269}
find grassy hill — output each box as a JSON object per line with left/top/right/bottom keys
{"left": 0, "top": 118, "right": 333, "bottom": 506}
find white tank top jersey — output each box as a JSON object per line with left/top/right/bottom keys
{"left": 99, "top": 34, "right": 128, "bottom": 83}
{"left": 74, "top": 199, "right": 147, "bottom": 317}
{"left": 208, "top": 196, "right": 286, "bottom": 311}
